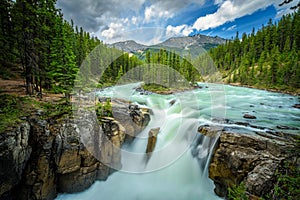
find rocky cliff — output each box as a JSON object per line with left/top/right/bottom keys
{"left": 197, "top": 125, "right": 297, "bottom": 198}
{"left": 0, "top": 101, "right": 150, "bottom": 200}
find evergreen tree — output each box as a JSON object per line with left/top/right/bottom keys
{"left": 49, "top": 14, "right": 78, "bottom": 99}
{"left": 209, "top": 9, "right": 300, "bottom": 90}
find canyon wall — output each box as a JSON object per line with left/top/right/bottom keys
{"left": 0, "top": 102, "right": 149, "bottom": 200}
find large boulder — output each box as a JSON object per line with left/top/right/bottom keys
{"left": 113, "top": 99, "right": 150, "bottom": 140}
{"left": 208, "top": 131, "right": 294, "bottom": 197}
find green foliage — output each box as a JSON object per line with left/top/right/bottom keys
{"left": 1, "top": 0, "right": 102, "bottom": 96}
{"left": 0, "top": 94, "right": 73, "bottom": 133}
{"left": 48, "top": 15, "right": 78, "bottom": 98}
{"left": 142, "top": 83, "right": 170, "bottom": 92}
{"left": 100, "top": 52, "right": 143, "bottom": 85}
{"left": 266, "top": 136, "right": 300, "bottom": 200}
{"left": 41, "top": 100, "right": 73, "bottom": 120}
{"left": 209, "top": 9, "right": 300, "bottom": 92}
{"left": 0, "top": 94, "right": 25, "bottom": 133}
{"left": 228, "top": 183, "right": 249, "bottom": 200}
{"left": 95, "top": 99, "right": 113, "bottom": 121}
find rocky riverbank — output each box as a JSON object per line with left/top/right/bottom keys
{"left": 0, "top": 101, "right": 150, "bottom": 200}
{"left": 197, "top": 125, "right": 298, "bottom": 198}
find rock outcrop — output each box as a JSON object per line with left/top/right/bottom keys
{"left": 113, "top": 101, "right": 150, "bottom": 141}
{"left": 0, "top": 101, "right": 149, "bottom": 200}
{"left": 0, "top": 123, "right": 31, "bottom": 198}
{"left": 243, "top": 113, "right": 257, "bottom": 119}
{"left": 292, "top": 104, "right": 300, "bottom": 109}
{"left": 145, "top": 128, "right": 160, "bottom": 162}
{"left": 200, "top": 127, "right": 295, "bottom": 198}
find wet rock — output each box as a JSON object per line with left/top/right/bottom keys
{"left": 135, "top": 87, "right": 152, "bottom": 95}
{"left": 145, "top": 128, "right": 160, "bottom": 162}
{"left": 113, "top": 100, "right": 150, "bottom": 141}
{"left": 209, "top": 131, "right": 294, "bottom": 198}
{"left": 235, "top": 122, "right": 250, "bottom": 127}
{"left": 169, "top": 99, "right": 176, "bottom": 106}
{"left": 198, "top": 125, "right": 223, "bottom": 137}
{"left": 292, "top": 104, "right": 300, "bottom": 109}
{"left": 249, "top": 124, "right": 265, "bottom": 130}
{"left": 58, "top": 163, "right": 98, "bottom": 193}
{"left": 0, "top": 123, "right": 31, "bottom": 197}
{"left": 129, "top": 104, "right": 150, "bottom": 130}
{"left": 146, "top": 128, "right": 160, "bottom": 154}
{"left": 276, "top": 125, "right": 299, "bottom": 130}
{"left": 243, "top": 114, "right": 257, "bottom": 119}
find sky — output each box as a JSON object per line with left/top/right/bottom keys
{"left": 56, "top": 0, "right": 299, "bottom": 45}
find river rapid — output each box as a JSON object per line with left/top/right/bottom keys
{"left": 56, "top": 83, "right": 300, "bottom": 200}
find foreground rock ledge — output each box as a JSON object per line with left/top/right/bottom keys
{"left": 208, "top": 131, "right": 295, "bottom": 197}
{"left": 0, "top": 102, "right": 150, "bottom": 200}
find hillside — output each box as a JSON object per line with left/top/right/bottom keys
{"left": 208, "top": 10, "right": 300, "bottom": 94}
{"left": 110, "top": 34, "right": 226, "bottom": 59}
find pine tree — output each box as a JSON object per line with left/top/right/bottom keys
{"left": 49, "top": 14, "right": 78, "bottom": 99}
{"left": 0, "top": 0, "right": 15, "bottom": 65}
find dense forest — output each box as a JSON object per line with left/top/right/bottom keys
{"left": 1, "top": 0, "right": 300, "bottom": 97}
{"left": 102, "top": 49, "right": 200, "bottom": 88}
{"left": 209, "top": 10, "right": 300, "bottom": 91}
{"left": 0, "top": 0, "right": 103, "bottom": 97}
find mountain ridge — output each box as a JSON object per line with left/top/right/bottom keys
{"left": 109, "top": 34, "right": 227, "bottom": 53}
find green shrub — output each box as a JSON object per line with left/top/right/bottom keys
{"left": 228, "top": 182, "right": 248, "bottom": 200}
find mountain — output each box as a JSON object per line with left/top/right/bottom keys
{"left": 156, "top": 34, "right": 226, "bottom": 49}
{"left": 110, "top": 34, "right": 227, "bottom": 57}
{"left": 108, "top": 40, "right": 147, "bottom": 52}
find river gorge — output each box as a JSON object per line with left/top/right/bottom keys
{"left": 1, "top": 83, "right": 299, "bottom": 200}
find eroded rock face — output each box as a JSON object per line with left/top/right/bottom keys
{"left": 113, "top": 100, "right": 150, "bottom": 141}
{"left": 0, "top": 122, "right": 31, "bottom": 198}
{"left": 0, "top": 101, "right": 149, "bottom": 200}
{"left": 208, "top": 131, "right": 294, "bottom": 197}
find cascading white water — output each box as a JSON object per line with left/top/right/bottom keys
{"left": 57, "top": 83, "right": 222, "bottom": 200}
{"left": 57, "top": 83, "right": 300, "bottom": 200}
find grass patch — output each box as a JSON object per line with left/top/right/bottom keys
{"left": 142, "top": 83, "right": 171, "bottom": 92}
{"left": 41, "top": 100, "right": 73, "bottom": 120}
{"left": 0, "top": 94, "right": 32, "bottom": 133}
{"left": 228, "top": 182, "right": 248, "bottom": 200}
{"left": 0, "top": 94, "right": 73, "bottom": 133}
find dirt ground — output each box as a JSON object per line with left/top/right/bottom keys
{"left": 0, "top": 78, "right": 26, "bottom": 95}
{"left": 0, "top": 78, "right": 63, "bottom": 102}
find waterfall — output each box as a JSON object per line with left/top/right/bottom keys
{"left": 57, "top": 83, "right": 222, "bottom": 200}
{"left": 57, "top": 83, "right": 300, "bottom": 200}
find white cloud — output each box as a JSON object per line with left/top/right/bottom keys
{"left": 193, "top": 0, "right": 276, "bottom": 31}
{"left": 274, "top": 0, "right": 299, "bottom": 18}
{"left": 58, "top": 0, "right": 296, "bottom": 45}
{"left": 57, "top": 0, "right": 146, "bottom": 32}
{"left": 144, "top": 4, "right": 174, "bottom": 23}
{"left": 214, "top": 0, "right": 225, "bottom": 5}
{"left": 144, "top": 0, "right": 205, "bottom": 23}
{"left": 166, "top": 24, "right": 193, "bottom": 38}
{"left": 101, "top": 27, "right": 168, "bottom": 45}
{"left": 223, "top": 24, "right": 237, "bottom": 31}
{"left": 101, "top": 22, "right": 125, "bottom": 39}
{"left": 131, "top": 16, "right": 138, "bottom": 25}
